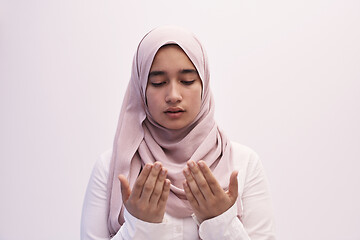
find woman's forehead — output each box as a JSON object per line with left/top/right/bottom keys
{"left": 136, "top": 27, "right": 208, "bottom": 97}
{"left": 151, "top": 44, "right": 197, "bottom": 69}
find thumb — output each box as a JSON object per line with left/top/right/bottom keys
{"left": 227, "top": 171, "right": 239, "bottom": 201}
{"left": 118, "top": 175, "right": 131, "bottom": 203}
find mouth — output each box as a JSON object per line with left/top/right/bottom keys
{"left": 164, "top": 107, "right": 185, "bottom": 114}
{"left": 164, "top": 107, "right": 185, "bottom": 119}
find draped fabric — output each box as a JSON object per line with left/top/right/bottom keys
{"left": 106, "top": 26, "right": 235, "bottom": 235}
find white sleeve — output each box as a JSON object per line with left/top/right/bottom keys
{"left": 197, "top": 152, "right": 276, "bottom": 240}
{"left": 80, "top": 154, "right": 171, "bottom": 240}
{"left": 81, "top": 155, "right": 115, "bottom": 240}
{"left": 119, "top": 207, "right": 173, "bottom": 240}
{"left": 198, "top": 202, "right": 251, "bottom": 240}
{"left": 240, "top": 153, "right": 276, "bottom": 240}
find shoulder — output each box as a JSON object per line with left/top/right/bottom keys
{"left": 99, "top": 148, "right": 113, "bottom": 167}
{"left": 230, "top": 141, "right": 260, "bottom": 169}
{"left": 91, "top": 148, "right": 113, "bottom": 181}
{"left": 230, "top": 142, "right": 264, "bottom": 194}
{"left": 230, "top": 141, "right": 259, "bottom": 158}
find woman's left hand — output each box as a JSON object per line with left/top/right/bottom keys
{"left": 182, "top": 160, "right": 238, "bottom": 223}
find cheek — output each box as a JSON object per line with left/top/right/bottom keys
{"left": 190, "top": 87, "right": 202, "bottom": 113}
{"left": 146, "top": 89, "right": 160, "bottom": 112}
{"left": 196, "top": 84, "right": 203, "bottom": 104}
{"left": 146, "top": 87, "right": 155, "bottom": 104}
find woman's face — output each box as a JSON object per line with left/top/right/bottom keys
{"left": 146, "top": 45, "right": 202, "bottom": 130}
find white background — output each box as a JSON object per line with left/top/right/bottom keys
{"left": 1, "top": 0, "right": 359, "bottom": 239}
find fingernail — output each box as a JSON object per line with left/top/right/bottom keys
{"left": 188, "top": 161, "right": 195, "bottom": 168}
{"left": 184, "top": 168, "right": 190, "bottom": 175}
{"left": 155, "top": 163, "right": 161, "bottom": 169}
{"left": 198, "top": 161, "right": 204, "bottom": 167}
{"left": 161, "top": 169, "right": 166, "bottom": 175}
{"left": 145, "top": 164, "right": 152, "bottom": 169}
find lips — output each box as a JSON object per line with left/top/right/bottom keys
{"left": 164, "top": 107, "right": 185, "bottom": 113}
{"left": 164, "top": 107, "right": 185, "bottom": 119}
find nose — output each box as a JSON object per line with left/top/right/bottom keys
{"left": 165, "top": 81, "right": 182, "bottom": 103}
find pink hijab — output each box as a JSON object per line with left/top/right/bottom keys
{"left": 107, "top": 26, "right": 236, "bottom": 234}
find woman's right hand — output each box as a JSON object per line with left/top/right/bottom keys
{"left": 118, "top": 162, "right": 171, "bottom": 223}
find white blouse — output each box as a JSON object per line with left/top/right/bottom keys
{"left": 81, "top": 142, "right": 276, "bottom": 240}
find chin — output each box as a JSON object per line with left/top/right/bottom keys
{"left": 162, "top": 122, "right": 188, "bottom": 130}
{"left": 164, "top": 125, "right": 184, "bottom": 130}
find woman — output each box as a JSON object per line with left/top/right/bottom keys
{"left": 81, "top": 26, "right": 276, "bottom": 240}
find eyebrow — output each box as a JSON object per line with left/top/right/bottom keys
{"left": 148, "top": 69, "right": 198, "bottom": 78}
{"left": 148, "top": 70, "right": 166, "bottom": 77}
{"left": 179, "top": 69, "right": 198, "bottom": 74}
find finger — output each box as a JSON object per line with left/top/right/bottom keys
{"left": 187, "top": 160, "right": 213, "bottom": 197}
{"left": 227, "top": 171, "right": 239, "bottom": 202}
{"left": 149, "top": 167, "right": 167, "bottom": 205}
{"left": 198, "top": 160, "right": 223, "bottom": 195}
{"left": 131, "top": 163, "right": 152, "bottom": 198}
{"left": 183, "top": 180, "right": 199, "bottom": 207}
{"left": 183, "top": 167, "right": 206, "bottom": 204}
{"left": 158, "top": 179, "right": 171, "bottom": 209}
{"left": 118, "top": 175, "right": 131, "bottom": 203}
{"left": 141, "top": 162, "right": 162, "bottom": 200}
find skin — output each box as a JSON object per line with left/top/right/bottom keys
{"left": 146, "top": 44, "right": 202, "bottom": 130}
{"left": 183, "top": 160, "right": 238, "bottom": 223}
{"left": 118, "top": 44, "right": 239, "bottom": 224}
{"left": 118, "top": 162, "right": 171, "bottom": 223}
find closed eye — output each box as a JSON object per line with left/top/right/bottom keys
{"left": 181, "top": 80, "right": 195, "bottom": 85}
{"left": 151, "top": 81, "right": 166, "bottom": 87}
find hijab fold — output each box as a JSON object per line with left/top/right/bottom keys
{"left": 107, "top": 26, "right": 237, "bottom": 235}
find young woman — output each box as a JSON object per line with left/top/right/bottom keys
{"left": 81, "top": 26, "right": 276, "bottom": 240}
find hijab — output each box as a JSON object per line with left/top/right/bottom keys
{"left": 107, "top": 26, "right": 237, "bottom": 234}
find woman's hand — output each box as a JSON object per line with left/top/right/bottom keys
{"left": 183, "top": 160, "right": 238, "bottom": 223}
{"left": 118, "top": 162, "right": 171, "bottom": 223}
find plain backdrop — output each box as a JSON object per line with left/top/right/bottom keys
{"left": 1, "top": 0, "right": 359, "bottom": 239}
